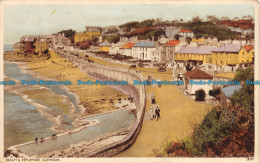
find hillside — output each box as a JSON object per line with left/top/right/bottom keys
{"left": 181, "top": 21, "right": 239, "bottom": 40}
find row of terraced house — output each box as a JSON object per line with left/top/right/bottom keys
{"left": 101, "top": 39, "right": 254, "bottom": 66}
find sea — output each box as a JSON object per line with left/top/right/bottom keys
{"left": 4, "top": 44, "right": 13, "bottom": 52}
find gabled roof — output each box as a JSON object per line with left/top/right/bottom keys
{"left": 179, "top": 29, "right": 193, "bottom": 33}
{"left": 176, "top": 46, "right": 216, "bottom": 54}
{"left": 120, "top": 42, "right": 136, "bottom": 49}
{"left": 244, "top": 45, "right": 253, "bottom": 52}
{"left": 165, "top": 40, "right": 180, "bottom": 46}
{"left": 221, "top": 85, "right": 242, "bottom": 98}
{"left": 211, "top": 44, "right": 240, "bottom": 53}
{"left": 185, "top": 69, "right": 213, "bottom": 79}
{"left": 132, "top": 41, "right": 155, "bottom": 48}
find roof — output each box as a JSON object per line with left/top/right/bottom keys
{"left": 120, "top": 42, "right": 136, "bottom": 49}
{"left": 221, "top": 85, "right": 242, "bottom": 98}
{"left": 211, "top": 44, "right": 240, "bottom": 53}
{"left": 165, "top": 40, "right": 180, "bottom": 46}
{"left": 192, "top": 38, "right": 205, "bottom": 42}
{"left": 179, "top": 29, "right": 193, "bottom": 33}
{"left": 244, "top": 45, "right": 253, "bottom": 52}
{"left": 176, "top": 46, "right": 216, "bottom": 54}
{"left": 132, "top": 41, "right": 155, "bottom": 48}
{"left": 99, "top": 41, "right": 111, "bottom": 47}
{"left": 185, "top": 69, "right": 213, "bottom": 79}
{"left": 159, "top": 37, "right": 169, "bottom": 44}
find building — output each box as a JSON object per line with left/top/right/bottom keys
{"left": 184, "top": 69, "right": 213, "bottom": 95}
{"left": 54, "top": 33, "right": 71, "bottom": 46}
{"left": 86, "top": 26, "right": 102, "bottom": 32}
{"left": 220, "top": 85, "right": 242, "bottom": 105}
{"left": 161, "top": 40, "right": 180, "bottom": 63}
{"left": 99, "top": 41, "right": 111, "bottom": 53}
{"left": 74, "top": 27, "right": 101, "bottom": 43}
{"left": 211, "top": 44, "right": 242, "bottom": 65}
{"left": 238, "top": 45, "right": 254, "bottom": 63}
{"left": 178, "top": 29, "right": 194, "bottom": 38}
{"left": 165, "top": 27, "right": 179, "bottom": 39}
{"left": 175, "top": 46, "right": 216, "bottom": 65}
{"left": 191, "top": 37, "right": 205, "bottom": 46}
{"left": 13, "top": 42, "right": 21, "bottom": 52}
{"left": 131, "top": 41, "right": 156, "bottom": 61}
{"left": 119, "top": 42, "right": 136, "bottom": 56}
{"left": 20, "top": 35, "right": 38, "bottom": 53}
{"left": 158, "top": 37, "right": 169, "bottom": 44}
{"left": 35, "top": 39, "right": 49, "bottom": 56}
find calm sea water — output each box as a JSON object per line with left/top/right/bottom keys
{"left": 17, "top": 109, "right": 135, "bottom": 156}
{"left": 4, "top": 91, "right": 54, "bottom": 150}
{"left": 4, "top": 44, "right": 13, "bottom": 52}
{"left": 4, "top": 62, "right": 79, "bottom": 150}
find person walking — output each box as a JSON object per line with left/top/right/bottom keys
{"left": 151, "top": 93, "right": 156, "bottom": 104}
{"left": 149, "top": 107, "right": 155, "bottom": 120}
{"left": 155, "top": 106, "right": 160, "bottom": 120}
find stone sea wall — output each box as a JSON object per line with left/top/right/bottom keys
{"left": 55, "top": 50, "right": 146, "bottom": 157}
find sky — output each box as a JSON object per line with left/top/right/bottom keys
{"left": 4, "top": 4, "right": 255, "bottom": 44}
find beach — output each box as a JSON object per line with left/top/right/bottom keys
{"left": 5, "top": 50, "right": 128, "bottom": 116}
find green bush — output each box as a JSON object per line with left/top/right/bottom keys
{"left": 195, "top": 89, "right": 206, "bottom": 101}
{"left": 231, "top": 67, "right": 254, "bottom": 111}
{"left": 182, "top": 108, "right": 236, "bottom": 156}
{"left": 209, "top": 88, "right": 221, "bottom": 99}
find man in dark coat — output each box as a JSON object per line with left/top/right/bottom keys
{"left": 155, "top": 106, "right": 160, "bottom": 120}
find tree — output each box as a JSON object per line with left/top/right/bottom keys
{"left": 192, "top": 16, "right": 201, "bottom": 23}
{"left": 221, "top": 16, "right": 230, "bottom": 21}
{"left": 195, "top": 89, "right": 206, "bottom": 101}
{"left": 186, "top": 37, "right": 192, "bottom": 44}
{"left": 174, "top": 34, "right": 180, "bottom": 40}
{"left": 58, "top": 29, "right": 76, "bottom": 43}
{"left": 233, "top": 17, "right": 239, "bottom": 21}
{"left": 206, "top": 15, "right": 220, "bottom": 25}
{"left": 247, "top": 15, "right": 253, "bottom": 20}
{"left": 231, "top": 67, "right": 254, "bottom": 111}
{"left": 105, "top": 35, "right": 120, "bottom": 44}
{"left": 119, "top": 21, "right": 139, "bottom": 29}
{"left": 209, "top": 88, "right": 221, "bottom": 100}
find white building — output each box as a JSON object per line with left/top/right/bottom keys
{"left": 184, "top": 69, "right": 213, "bottom": 95}
{"left": 178, "top": 29, "right": 194, "bottom": 38}
{"left": 132, "top": 41, "right": 156, "bottom": 61}
{"left": 119, "top": 42, "right": 136, "bottom": 56}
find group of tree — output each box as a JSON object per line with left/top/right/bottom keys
{"left": 57, "top": 29, "right": 76, "bottom": 43}
{"left": 104, "top": 34, "right": 120, "bottom": 44}
{"left": 119, "top": 19, "right": 153, "bottom": 29}
{"left": 181, "top": 21, "right": 239, "bottom": 40}
{"left": 75, "top": 36, "right": 99, "bottom": 50}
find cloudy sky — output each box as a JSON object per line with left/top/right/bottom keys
{"left": 4, "top": 4, "right": 255, "bottom": 44}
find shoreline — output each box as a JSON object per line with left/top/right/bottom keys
{"left": 5, "top": 61, "right": 85, "bottom": 116}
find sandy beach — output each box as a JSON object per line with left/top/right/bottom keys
{"left": 5, "top": 51, "right": 128, "bottom": 117}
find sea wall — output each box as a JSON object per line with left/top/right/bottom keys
{"left": 55, "top": 49, "right": 146, "bottom": 157}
